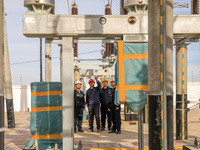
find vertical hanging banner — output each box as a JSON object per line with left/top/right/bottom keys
{"left": 114, "top": 41, "right": 148, "bottom": 113}
{"left": 24, "top": 82, "right": 63, "bottom": 150}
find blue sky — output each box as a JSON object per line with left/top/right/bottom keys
{"left": 4, "top": 0, "right": 200, "bottom": 85}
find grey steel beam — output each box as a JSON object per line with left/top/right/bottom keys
{"left": 175, "top": 37, "right": 200, "bottom": 43}
{"left": 0, "top": 0, "right": 4, "bottom": 148}
{"left": 175, "top": 38, "right": 190, "bottom": 44}
{"left": 45, "top": 39, "right": 52, "bottom": 82}
{"left": 4, "top": 19, "right": 15, "bottom": 128}
{"left": 52, "top": 39, "right": 118, "bottom": 44}
{"left": 23, "top": 13, "right": 200, "bottom": 38}
{"left": 79, "top": 69, "right": 115, "bottom": 77}
{"left": 75, "top": 62, "right": 113, "bottom": 68}
{"left": 62, "top": 37, "right": 74, "bottom": 150}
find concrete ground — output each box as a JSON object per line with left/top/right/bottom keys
{"left": 4, "top": 107, "right": 200, "bottom": 150}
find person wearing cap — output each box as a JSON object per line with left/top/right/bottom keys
{"left": 86, "top": 76, "right": 101, "bottom": 132}
{"left": 99, "top": 79, "right": 112, "bottom": 131}
{"left": 108, "top": 79, "right": 121, "bottom": 134}
{"left": 74, "top": 80, "right": 85, "bottom": 133}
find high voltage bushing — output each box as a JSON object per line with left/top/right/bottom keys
{"left": 105, "top": 4, "right": 112, "bottom": 15}
{"left": 191, "top": 0, "right": 199, "bottom": 14}
{"left": 103, "top": 4, "right": 114, "bottom": 59}
{"left": 72, "top": 3, "right": 78, "bottom": 15}
{"left": 120, "top": 0, "right": 128, "bottom": 15}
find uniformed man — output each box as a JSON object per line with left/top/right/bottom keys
{"left": 108, "top": 79, "right": 121, "bottom": 134}
{"left": 86, "top": 77, "right": 101, "bottom": 132}
{"left": 74, "top": 81, "right": 85, "bottom": 133}
{"left": 100, "top": 79, "right": 111, "bottom": 131}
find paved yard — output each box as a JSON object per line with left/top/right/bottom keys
{"left": 3, "top": 107, "right": 200, "bottom": 150}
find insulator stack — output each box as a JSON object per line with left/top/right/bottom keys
{"left": 105, "top": 4, "right": 112, "bottom": 15}
{"left": 120, "top": 0, "right": 128, "bottom": 15}
{"left": 103, "top": 4, "right": 114, "bottom": 59}
{"left": 72, "top": 3, "right": 78, "bottom": 15}
{"left": 191, "top": 0, "right": 199, "bottom": 14}
{"left": 72, "top": 3, "right": 78, "bottom": 57}
{"left": 24, "top": 0, "right": 55, "bottom": 14}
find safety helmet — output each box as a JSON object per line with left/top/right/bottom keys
{"left": 102, "top": 79, "right": 108, "bottom": 83}
{"left": 111, "top": 79, "right": 115, "bottom": 82}
{"left": 75, "top": 81, "right": 82, "bottom": 85}
{"left": 88, "top": 79, "right": 95, "bottom": 84}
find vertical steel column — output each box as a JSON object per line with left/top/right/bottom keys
{"left": 72, "top": 3, "right": 78, "bottom": 58}
{"left": 138, "top": 110, "right": 144, "bottom": 150}
{"left": 148, "top": 0, "right": 174, "bottom": 149}
{"left": 4, "top": 19, "right": 15, "bottom": 128}
{"left": 176, "top": 44, "right": 188, "bottom": 140}
{"left": 161, "top": 0, "right": 168, "bottom": 149}
{"left": 45, "top": 39, "right": 52, "bottom": 82}
{"left": 62, "top": 37, "right": 74, "bottom": 150}
{"left": 148, "top": 0, "right": 162, "bottom": 149}
{"left": 165, "top": 1, "right": 174, "bottom": 149}
{"left": 40, "top": 38, "right": 43, "bottom": 82}
{"left": 0, "top": 0, "right": 4, "bottom": 148}
{"left": 59, "top": 44, "right": 63, "bottom": 83}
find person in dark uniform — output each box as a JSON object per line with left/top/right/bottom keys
{"left": 74, "top": 81, "right": 85, "bottom": 133}
{"left": 108, "top": 79, "right": 121, "bottom": 134}
{"left": 86, "top": 77, "right": 101, "bottom": 132}
{"left": 100, "top": 79, "right": 111, "bottom": 131}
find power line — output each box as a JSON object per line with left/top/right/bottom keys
{"left": 10, "top": 57, "right": 59, "bottom": 65}
{"left": 78, "top": 50, "right": 101, "bottom": 55}
{"left": 10, "top": 50, "right": 102, "bottom": 66}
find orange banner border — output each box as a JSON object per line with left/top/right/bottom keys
{"left": 31, "top": 91, "right": 62, "bottom": 97}
{"left": 117, "top": 41, "right": 148, "bottom": 104}
{"left": 31, "top": 106, "right": 63, "bottom": 112}
{"left": 31, "top": 134, "right": 63, "bottom": 140}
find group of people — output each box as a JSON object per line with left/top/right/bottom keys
{"left": 74, "top": 77, "right": 121, "bottom": 134}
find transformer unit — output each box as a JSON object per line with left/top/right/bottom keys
{"left": 24, "top": 0, "right": 55, "bottom": 13}
{"left": 124, "top": 0, "right": 148, "bottom": 14}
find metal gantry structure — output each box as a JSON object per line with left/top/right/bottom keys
{"left": 22, "top": 0, "right": 200, "bottom": 150}
{"left": 0, "top": 0, "right": 199, "bottom": 149}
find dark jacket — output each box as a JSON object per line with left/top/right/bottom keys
{"left": 74, "top": 89, "right": 85, "bottom": 108}
{"left": 108, "top": 87, "right": 119, "bottom": 109}
{"left": 100, "top": 87, "right": 111, "bottom": 107}
{"left": 86, "top": 81, "right": 101, "bottom": 106}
